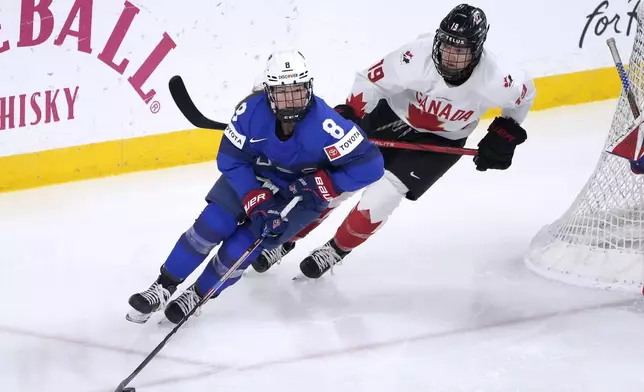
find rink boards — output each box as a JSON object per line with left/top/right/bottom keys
{"left": 0, "top": 0, "right": 635, "bottom": 192}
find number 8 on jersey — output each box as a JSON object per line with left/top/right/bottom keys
{"left": 323, "top": 119, "right": 365, "bottom": 162}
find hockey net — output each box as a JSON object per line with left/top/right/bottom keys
{"left": 525, "top": 8, "right": 644, "bottom": 295}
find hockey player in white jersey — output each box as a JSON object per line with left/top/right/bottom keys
{"left": 251, "top": 3, "right": 537, "bottom": 278}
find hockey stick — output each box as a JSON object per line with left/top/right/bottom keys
{"left": 114, "top": 196, "right": 302, "bottom": 392}
{"left": 169, "top": 75, "right": 228, "bottom": 130}
{"left": 369, "top": 138, "right": 477, "bottom": 156}
{"left": 367, "top": 119, "right": 477, "bottom": 155}
{"left": 607, "top": 38, "right": 640, "bottom": 118}
{"left": 605, "top": 38, "right": 644, "bottom": 161}
{"left": 168, "top": 75, "right": 476, "bottom": 156}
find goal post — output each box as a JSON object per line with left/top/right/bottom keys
{"left": 525, "top": 7, "right": 644, "bottom": 295}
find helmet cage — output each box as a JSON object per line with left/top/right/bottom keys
{"left": 432, "top": 30, "right": 486, "bottom": 85}
{"left": 431, "top": 5, "right": 489, "bottom": 86}
{"left": 264, "top": 80, "right": 313, "bottom": 123}
{"left": 263, "top": 50, "right": 314, "bottom": 122}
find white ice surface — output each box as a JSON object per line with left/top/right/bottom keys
{"left": 1, "top": 99, "right": 643, "bottom": 392}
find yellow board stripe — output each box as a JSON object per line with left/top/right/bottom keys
{"left": 481, "top": 66, "right": 621, "bottom": 118}
{"left": 0, "top": 66, "right": 622, "bottom": 194}
{"left": 531, "top": 66, "right": 621, "bottom": 110}
{"left": 0, "top": 129, "right": 223, "bottom": 193}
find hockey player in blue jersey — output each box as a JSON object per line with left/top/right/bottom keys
{"left": 125, "top": 50, "right": 385, "bottom": 324}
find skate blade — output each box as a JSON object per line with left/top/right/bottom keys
{"left": 293, "top": 272, "right": 332, "bottom": 281}
{"left": 292, "top": 273, "right": 311, "bottom": 281}
{"left": 157, "top": 317, "right": 175, "bottom": 326}
{"left": 125, "top": 309, "right": 152, "bottom": 324}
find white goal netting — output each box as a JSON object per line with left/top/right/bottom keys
{"left": 525, "top": 7, "right": 644, "bottom": 295}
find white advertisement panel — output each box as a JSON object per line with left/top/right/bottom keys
{"left": 0, "top": 0, "right": 638, "bottom": 157}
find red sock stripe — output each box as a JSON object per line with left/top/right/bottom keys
{"left": 334, "top": 206, "right": 383, "bottom": 251}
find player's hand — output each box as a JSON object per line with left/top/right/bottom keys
{"left": 474, "top": 116, "right": 527, "bottom": 171}
{"left": 334, "top": 104, "right": 362, "bottom": 126}
{"left": 242, "top": 188, "right": 288, "bottom": 238}
{"left": 288, "top": 169, "right": 339, "bottom": 211}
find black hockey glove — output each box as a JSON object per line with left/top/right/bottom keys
{"left": 334, "top": 104, "right": 362, "bottom": 126}
{"left": 474, "top": 116, "right": 527, "bottom": 171}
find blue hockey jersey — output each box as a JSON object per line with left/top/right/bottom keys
{"left": 216, "top": 92, "right": 384, "bottom": 200}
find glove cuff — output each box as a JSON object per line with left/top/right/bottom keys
{"left": 488, "top": 117, "right": 527, "bottom": 145}
{"left": 242, "top": 188, "right": 272, "bottom": 214}
{"left": 312, "top": 169, "right": 340, "bottom": 201}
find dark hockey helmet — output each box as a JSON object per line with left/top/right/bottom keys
{"left": 263, "top": 50, "right": 314, "bottom": 123}
{"left": 432, "top": 4, "right": 489, "bottom": 86}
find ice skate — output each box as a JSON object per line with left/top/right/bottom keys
{"left": 126, "top": 281, "right": 176, "bottom": 324}
{"left": 163, "top": 284, "right": 204, "bottom": 324}
{"left": 298, "top": 239, "right": 350, "bottom": 279}
{"left": 251, "top": 241, "right": 296, "bottom": 273}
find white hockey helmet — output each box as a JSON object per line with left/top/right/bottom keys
{"left": 263, "top": 50, "right": 314, "bottom": 122}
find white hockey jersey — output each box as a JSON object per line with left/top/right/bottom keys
{"left": 346, "top": 33, "right": 536, "bottom": 140}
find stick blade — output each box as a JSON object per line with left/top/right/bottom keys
{"left": 168, "top": 75, "right": 189, "bottom": 110}
{"left": 168, "top": 75, "right": 227, "bottom": 130}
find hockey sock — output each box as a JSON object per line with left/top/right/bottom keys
{"left": 194, "top": 256, "right": 243, "bottom": 297}
{"left": 162, "top": 203, "right": 237, "bottom": 280}
{"left": 195, "top": 226, "right": 259, "bottom": 296}
{"left": 333, "top": 205, "right": 385, "bottom": 251}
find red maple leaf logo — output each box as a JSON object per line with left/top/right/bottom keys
{"left": 406, "top": 104, "right": 445, "bottom": 132}
{"left": 345, "top": 93, "right": 367, "bottom": 118}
